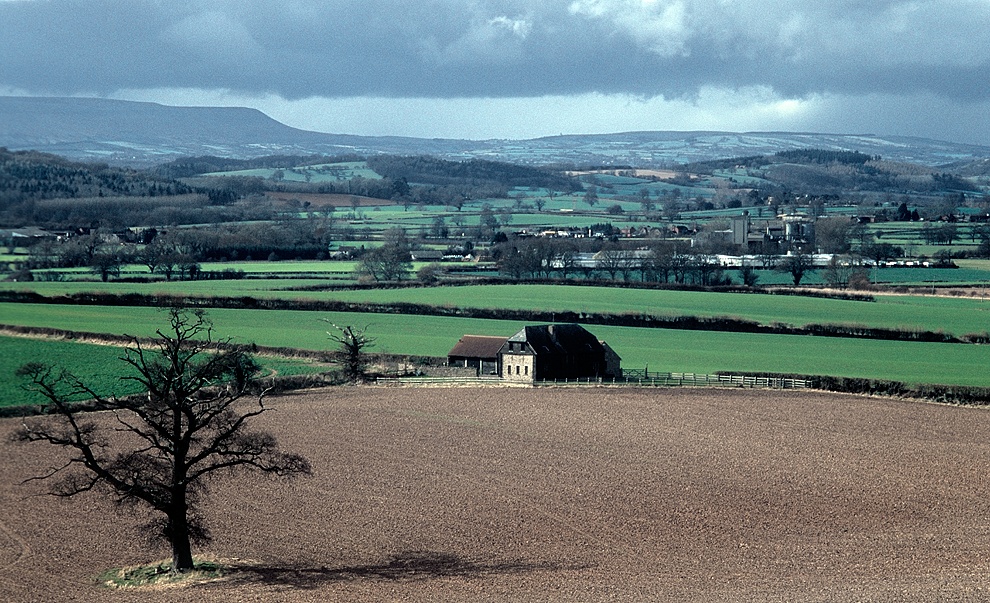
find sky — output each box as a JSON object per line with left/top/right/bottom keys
{"left": 2, "top": 0, "right": 990, "bottom": 145}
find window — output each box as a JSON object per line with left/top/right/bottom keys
{"left": 516, "top": 365, "right": 520, "bottom": 375}
{"left": 524, "top": 366, "right": 528, "bottom": 376}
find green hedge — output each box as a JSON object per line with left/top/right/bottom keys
{"left": 0, "top": 290, "right": 965, "bottom": 345}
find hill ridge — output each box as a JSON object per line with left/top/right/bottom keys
{"left": 2, "top": 96, "right": 989, "bottom": 168}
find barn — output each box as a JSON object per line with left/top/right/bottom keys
{"left": 448, "top": 324, "right": 620, "bottom": 383}
{"left": 446, "top": 335, "right": 507, "bottom": 376}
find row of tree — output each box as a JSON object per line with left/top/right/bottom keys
{"left": 491, "top": 238, "right": 821, "bottom": 286}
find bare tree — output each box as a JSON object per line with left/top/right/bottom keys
{"left": 326, "top": 323, "right": 376, "bottom": 383}
{"left": 595, "top": 245, "right": 642, "bottom": 281}
{"left": 822, "top": 255, "right": 860, "bottom": 289}
{"left": 738, "top": 259, "right": 760, "bottom": 287}
{"left": 356, "top": 228, "right": 412, "bottom": 282}
{"left": 551, "top": 240, "right": 579, "bottom": 279}
{"left": 583, "top": 185, "right": 599, "bottom": 208}
{"left": 776, "top": 252, "right": 816, "bottom": 286}
{"left": 14, "top": 308, "right": 310, "bottom": 573}
{"left": 89, "top": 247, "right": 127, "bottom": 282}
{"left": 813, "top": 216, "right": 854, "bottom": 254}
{"left": 595, "top": 244, "right": 626, "bottom": 280}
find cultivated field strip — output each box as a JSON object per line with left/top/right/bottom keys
{"left": 4, "top": 387, "right": 990, "bottom": 601}
{"left": 4, "top": 302, "right": 990, "bottom": 387}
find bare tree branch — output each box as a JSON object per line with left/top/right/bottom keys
{"left": 325, "top": 322, "right": 375, "bottom": 383}
{"left": 13, "top": 307, "right": 311, "bottom": 572}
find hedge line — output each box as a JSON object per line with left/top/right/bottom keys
{"left": 6, "top": 367, "right": 987, "bottom": 419}
{"left": 0, "top": 290, "right": 967, "bottom": 344}
{"left": 0, "top": 371, "right": 348, "bottom": 419}
{"left": 288, "top": 277, "right": 877, "bottom": 303}
{"left": 722, "top": 371, "right": 990, "bottom": 406}
{"left": 0, "top": 323, "right": 447, "bottom": 375}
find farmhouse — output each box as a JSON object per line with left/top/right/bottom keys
{"left": 500, "top": 324, "right": 620, "bottom": 383}
{"left": 448, "top": 324, "right": 620, "bottom": 383}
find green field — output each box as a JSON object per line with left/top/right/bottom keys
{"left": 0, "top": 334, "right": 331, "bottom": 408}
{"left": 203, "top": 161, "right": 382, "bottom": 182}
{"left": 5, "top": 281, "right": 990, "bottom": 337}
{"left": 23, "top": 260, "right": 361, "bottom": 281}
{"left": 0, "top": 278, "right": 336, "bottom": 298}
{"left": 0, "top": 336, "right": 145, "bottom": 407}
{"left": 214, "top": 284, "right": 990, "bottom": 338}
{"left": 0, "top": 303, "right": 528, "bottom": 357}
{"left": 2, "top": 303, "right": 988, "bottom": 388}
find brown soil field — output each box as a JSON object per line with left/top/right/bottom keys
{"left": 3, "top": 387, "right": 990, "bottom": 602}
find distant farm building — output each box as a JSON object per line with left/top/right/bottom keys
{"left": 448, "top": 324, "right": 620, "bottom": 383}
{"left": 730, "top": 212, "right": 813, "bottom": 250}
{"left": 447, "top": 335, "right": 506, "bottom": 376}
{"left": 409, "top": 249, "right": 444, "bottom": 262}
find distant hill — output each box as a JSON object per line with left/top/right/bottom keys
{"left": 2, "top": 96, "right": 990, "bottom": 169}
{"left": 0, "top": 96, "right": 455, "bottom": 166}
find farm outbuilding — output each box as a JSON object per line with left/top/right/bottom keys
{"left": 448, "top": 324, "right": 620, "bottom": 383}
{"left": 446, "top": 335, "right": 507, "bottom": 376}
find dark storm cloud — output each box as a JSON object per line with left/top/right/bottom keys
{"left": 2, "top": 0, "right": 989, "bottom": 103}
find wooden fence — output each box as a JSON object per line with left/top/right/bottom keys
{"left": 542, "top": 372, "right": 809, "bottom": 389}
{"left": 379, "top": 371, "right": 809, "bottom": 390}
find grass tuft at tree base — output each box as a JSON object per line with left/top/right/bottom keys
{"left": 97, "top": 557, "right": 226, "bottom": 588}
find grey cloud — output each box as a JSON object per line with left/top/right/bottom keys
{"left": 2, "top": 0, "right": 989, "bottom": 102}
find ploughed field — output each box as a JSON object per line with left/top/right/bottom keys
{"left": 3, "top": 387, "right": 990, "bottom": 602}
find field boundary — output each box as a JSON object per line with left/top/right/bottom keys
{"left": 379, "top": 372, "right": 811, "bottom": 390}
{"left": 1, "top": 290, "right": 982, "bottom": 344}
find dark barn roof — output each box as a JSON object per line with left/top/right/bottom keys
{"left": 506, "top": 324, "right": 605, "bottom": 357}
{"left": 448, "top": 335, "right": 508, "bottom": 360}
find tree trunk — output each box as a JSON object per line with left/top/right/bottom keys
{"left": 168, "top": 508, "right": 195, "bottom": 572}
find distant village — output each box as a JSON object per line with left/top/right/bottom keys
{"left": 4, "top": 202, "right": 978, "bottom": 282}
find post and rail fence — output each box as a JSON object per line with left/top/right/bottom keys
{"left": 379, "top": 370, "right": 810, "bottom": 390}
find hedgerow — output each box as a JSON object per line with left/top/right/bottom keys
{"left": 0, "top": 290, "right": 963, "bottom": 345}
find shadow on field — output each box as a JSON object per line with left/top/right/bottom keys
{"left": 217, "top": 550, "right": 587, "bottom": 589}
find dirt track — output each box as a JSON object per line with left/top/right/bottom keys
{"left": 3, "top": 387, "right": 990, "bottom": 602}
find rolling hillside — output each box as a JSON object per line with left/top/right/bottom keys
{"left": 2, "top": 96, "right": 989, "bottom": 168}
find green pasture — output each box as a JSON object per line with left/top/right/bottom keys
{"left": 0, "top": 335, "right": 330, "bottom": 408}
{"left": 5, "top": 280, "right": 990, "bottom": 336}
{"left": 865, "top": 222, "right": 982, "bottom": 256}
{"left": 203, "top": 161, "right": 381, "bottom": 182}
{"left": 0, "top": 336, "right": 146, "bottom": 406}
{"left": 955, "top": 259, "right": 990, "bottom": 273}
{"left": 341, "top": 203, "right": 621, "bottom": 232}
{"left": 15, "top": 259, "right": 360, "bottom": 286}
{"left": 752, "top": 265, "right": 990, "bottom": 287}
{"left": 0, "top": 303, "right": 526, "bottom": 356}
{"left": 197, "top": 260, "right": 360, "bottom": 275}
{"left": 26, "top": 260, "right": 359, "bottom": 278}
{"left": 0, "top": 278, "right": 342, "bottom": 298}
{"left": 712, "top": 169, "right": 771, "bottom": 186}
{"left": 0, "top": 252, "right": 24, "bottom": 263}
{"left": 1, "top": 303, "right": 988, "bottom": 387}
{"left": 257, "top": 284, "right": 990, "bottom": 337}
{"left": 17, "top": 254, "right": 990, "bottom": 289}
{"left": 870, "top": 266, "right": 990, "bottom": 286}
{"left": 599, "top": 325, "right": 990, "bottom": 387}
